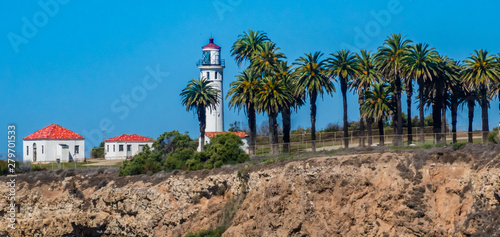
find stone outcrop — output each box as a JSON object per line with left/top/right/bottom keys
{"left": 0, "top": 144, "right": 499, "bottom": 236}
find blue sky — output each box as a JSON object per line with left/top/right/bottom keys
{"left": 1, "top": 0, "right": 499, "bottom": 157}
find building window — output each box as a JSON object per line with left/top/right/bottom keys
{"left": 119, "top": 145, "right": 124, "bottom": 152}
{"left": 75, "top": 145, "right": 79, "bottom": 154}
{"left": 207, "top": 72, "right": 210, "bottom": 79}
{"left": 215, "top": 72, "right": 217, "bottom": 79}
{"left": 42, "top": 145, "right": 44, "bottom": 154}
{"left": 27, "top": 146, "right": 29, "bottom": 155}
{"left": 127, "top": 145, "right": 131, "bottom": 152}
{"left": 107, "top": 145, "right": 109, "bottom": 152}
{"left": 203, "top": 51, "right": 210, "bottom": 64}
{"left": 113, "top": 145, "right": 115, "bottom": 152}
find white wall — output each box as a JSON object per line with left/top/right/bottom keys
{"left": 23, "top": 139, "right": 85, "bottom": 162}
{"left": 197, "top": 135, "right": 249, "bottom": 154}
{"left": 199, "top": 67, "right": 224, "bottom": 132}
{"left": 104, "top": 141, "right": 154, "bottom": 160}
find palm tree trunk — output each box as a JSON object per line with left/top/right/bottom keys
{"left": 247, "top": 104, "right": 256, "bottom": 156}
{"left": 392, "top": 115, "right": 397, "bottom": 146}
{"left": 282, "top": 107, "right": 291, "bottom": 153}
{"left": 407, "top": 80, "right": 413, "bottom": 145}
{"left": 432, "top": 101, "right": 442, "bottom": 143}
{"left": 468, "top": 100, "right": 474, "bottom": 143}
{"left": 395, "top": 74, "right": 403, "bottom": 146}
{"left": 418, "top": 80, "right": 425, "bottom": 144}
{"left": 358, "top": 92, "right": 365, "bottom": 148}
{"left": 310, "top": 92, "right": 318, "bottom": 152}
{"left": 378, "top": 120, "right": 384, "bottom": 146}
{"left": 442, "top": 99, "right": 447, "bottom": 144}
{"left": 480, "top": 86, "right": 489, "bottom": 143}
{"left": 367, "top": 117, "right": 373, "bottom": 146}
{"left": 341, "top": 77, "right": 349, "bottom": 148}
{"left": 451, "top": 97, "right": 458, "bottom": 144}
{"left": 268, "top": 112, "right": 279, "bottom": 155}
{"left": 198, "top": 107, "right": 206, "bottom": 152}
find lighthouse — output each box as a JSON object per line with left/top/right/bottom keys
{"left": 197, "top": 38, "right": 225, "bottom": 132}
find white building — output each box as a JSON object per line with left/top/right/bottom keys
{"left": 23, "top": 124, "right": 85, "bottom": 163}
{"left": 198, "top": 132, "right": 250, "bottom": 153}
{"left": 104, "top": 134, "right": 154, "bottom": 160}
{"left": 197, "top": 37, "right": 225, "bottom": 132}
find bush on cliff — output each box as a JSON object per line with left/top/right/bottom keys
{"left": 119, "top": 131, "right": 249, "bottom": 176}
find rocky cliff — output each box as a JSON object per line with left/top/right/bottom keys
{"left": 1, "top": 144, "right": 499, "bottom": 236}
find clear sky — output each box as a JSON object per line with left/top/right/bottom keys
{"left": 2, "top": 0, "right": 499, "bottom": 157}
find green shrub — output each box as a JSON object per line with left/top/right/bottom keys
{"left": 487, "top": 132, "right": 499, "bottom": 144}
{"left": 184, "top": 227, "right": 226, "bottom": 237}
{"left": 419, "top": 144, "right": 433, "bottom": 149}
{"left": 91, "top": 142, "right": 105, "bottom": 158}
{"left": 120, "top": 131, "right": 250, "bottom": 176}
{"left": 453, "top": 142, "right": 467, "bottom": 149}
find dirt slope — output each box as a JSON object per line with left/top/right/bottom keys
{"left": 0, "top": 144, "right": 499, "bottom": 237}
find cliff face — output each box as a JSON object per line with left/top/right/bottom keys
{"left": 1, "top": 144, "right": 499, "bottom": 237}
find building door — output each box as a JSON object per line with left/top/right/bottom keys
{"left": 127, "top": 145, "right": 131, "bottom": 159}
{"left": 58, "top": 144, "right": 69, "bottom": 161}
{"left": 33, "top": 143, "right": 37, "bottom": 162}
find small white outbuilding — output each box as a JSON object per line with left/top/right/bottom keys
{"left": 23, "top": 124, "right": 85, "bottom": 163}
{"left": 198, "top": 131, "right": 249, "bottom": 153}
{"left": 104, "top": 134, "right": 154, "bottom": 160}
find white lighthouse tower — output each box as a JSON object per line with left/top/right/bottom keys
{"left": 197, "top": 38, "right": 225, "bottom": 132}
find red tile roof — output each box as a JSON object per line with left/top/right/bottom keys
{"left": 24, "top": 124, "right": 84, "bottom": 140}
{"left": 205, "top": 131, "right": 249, "bottom": 138}
{"left": 105, "top": 134, "right": 154, "bottom": 142}
{"left": 202, "top": 38, "right": 221, "bottom": 50}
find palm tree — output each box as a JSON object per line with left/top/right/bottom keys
{"left": 463, "top": 49, "right": 500, "bottom": 143}
{"left": 227, "top": 69, "right": 261, "bottom": 155}
{"left": 425, "top": 56, "right": 459, "bottom": 144}
{"left": 250, "top": 41, "right": 286, "bottom": 76}
{"left": 180, "top": 78, "right": 219, "bottom": 152}
{"left": 460, "top": 85, "right": 478, "bottom": 143}
{"left": 404, "top": 43, "right": 438, "bottom": 144}
{"left": 275, "top": 61, "right": 303, "bottom": 153}
{"left": 256, "top": 76, "right": 293, "bottom": 155}
{"left": 327, "top": 50, "right": 359, "bottom": 148}
{"left": 354, "top": 50, "right": 380, "bottom": 146}
{"left": 294, "top": 52, "right": 335, "bottom": 152}
{"left": 361, "top": 83, "right": 394, "bottom": 146}
{"left": 376, "top": 34, "right": 412, "bottom": 146}
{"left": 444, "top": 60, "right": 462, "bottom": 144}
{"left": 231, "top": 29, "right": 270, "bottom": 66}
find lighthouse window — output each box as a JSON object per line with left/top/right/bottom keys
{"left": 215, "top": 72, "right": 217, "bottom": 79}
{"left": 203, "top": 51, "right": 210, "bottom": 64}
{"left": 207, "top": 72, "right": 210, "bottom": 79}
